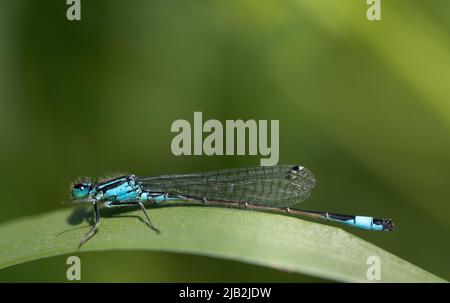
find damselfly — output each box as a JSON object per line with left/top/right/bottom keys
{"left": 67, "top": 164, "right": 394, "bottom": 249}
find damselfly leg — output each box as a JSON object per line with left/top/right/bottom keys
{"left": 78, "top": 202, "right": 100, "bottom": 251}
{"left": 138, "top": 202, "right": 160, "bottom": 234}
{"left": 105, "top": 201, "right": 161, "bottom": 234}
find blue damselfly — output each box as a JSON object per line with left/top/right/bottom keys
{"left": 68, "top": 164, "right": 394, "bottom": 249}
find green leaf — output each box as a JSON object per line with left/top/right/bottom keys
{"left": 0, "top": 205, "right": 445, "bottom": 282}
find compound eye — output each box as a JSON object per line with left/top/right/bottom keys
{"left": 72, "top": 182, "right": 91, "bottom": 199}
{"left": 75, "top": 182, "right": 90, "bottom": 190}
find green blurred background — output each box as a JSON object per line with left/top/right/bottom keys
{"left": 1, "top": 0, "right": 449, "bottom": 282}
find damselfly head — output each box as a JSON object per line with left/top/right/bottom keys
{"left": 71, "top": 181, "right": 93, "bottom": 200}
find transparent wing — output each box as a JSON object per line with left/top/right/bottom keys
{"left": 136, "top": 164, "right": 316, "bottom": 206}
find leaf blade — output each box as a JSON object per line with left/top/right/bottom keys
{"left": 0, "top": 206, "right": 445, "bottom": 282}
